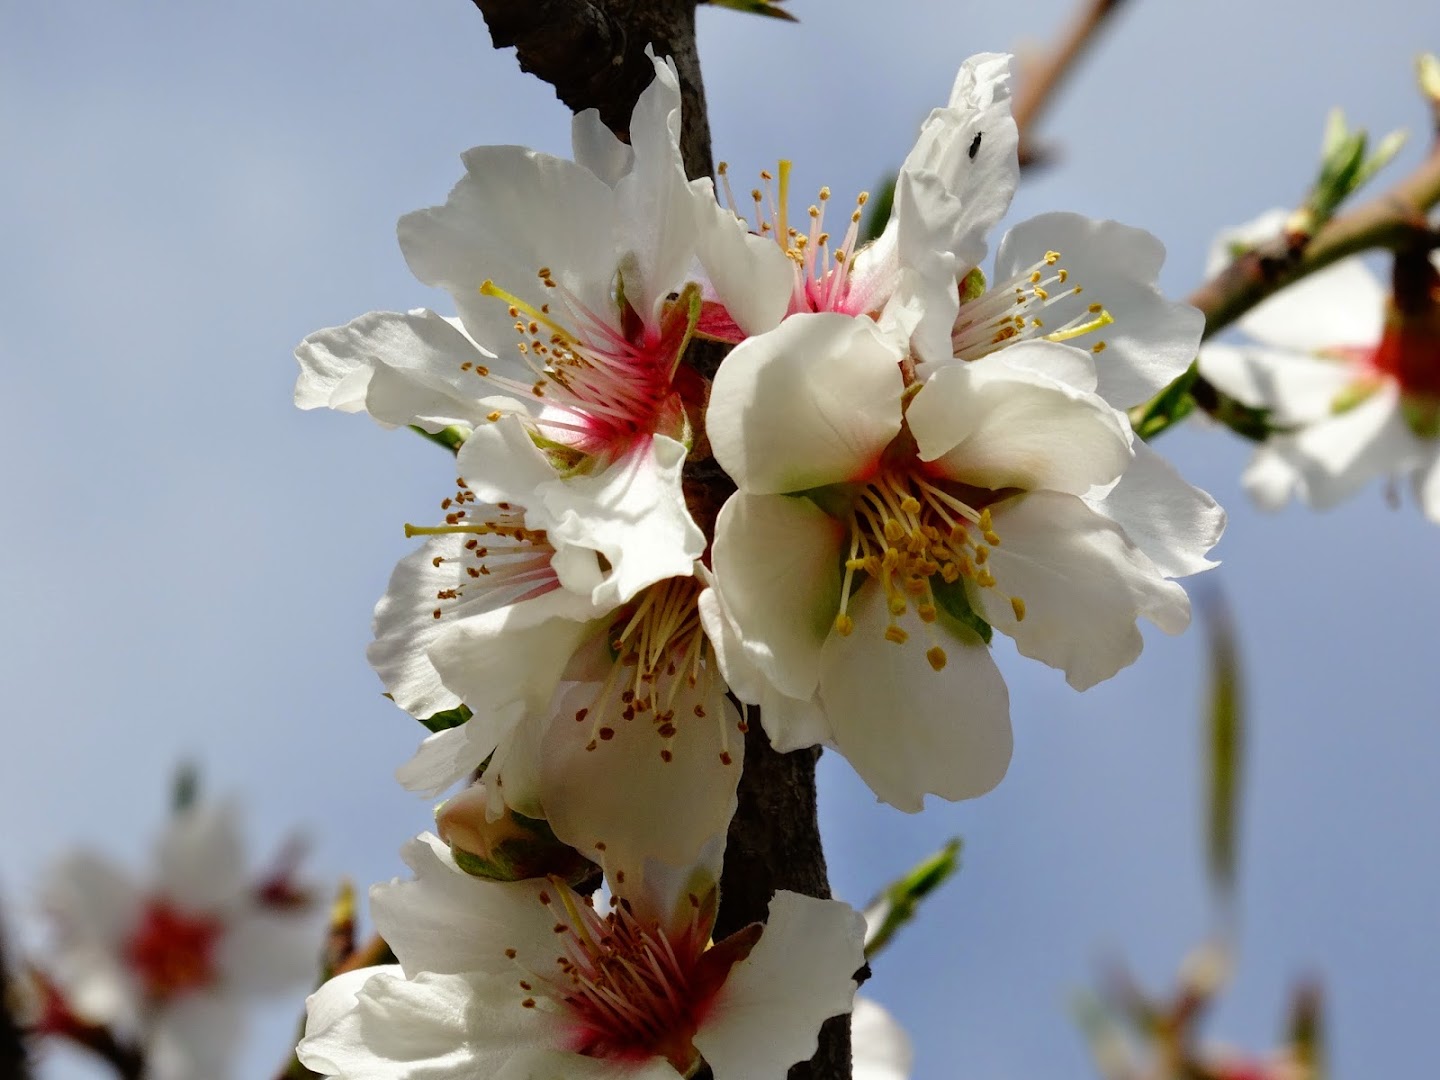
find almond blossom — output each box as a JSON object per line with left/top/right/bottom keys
{"left": 1199, "top": 209, "right": 1440, "bottom": 519}
{"left": 36, "top": 800, "right": 316, "bottom": 1080}
{"left": 295, "top": 50, "right": 744, "bottom": 608}
{"left": 297, "top": 833, "right": 865, "bottom": 1080}
{"left": 853, "top": 998, "right": 915, "bottom": 1080}
{"left": 704, "top": 312, "right": 1218, "bottom": 810}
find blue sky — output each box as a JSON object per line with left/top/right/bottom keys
{"left": 2, "top": 1, "right": 1438, "bottom": 1076}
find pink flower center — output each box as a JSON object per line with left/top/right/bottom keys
{"left": 476, "top": 273, "right": 692, "bottom": 460}
{"left": 507, "top": 882, "right": 744, "bottom": 1074}
{"left": 716, "top": 160, "right": 871, "bottom": 319}
{"left": 124, "top": 899, "right": 222, "bottom": 1001}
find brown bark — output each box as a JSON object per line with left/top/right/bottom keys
{"left": 464, "top": 2, "right": 846, "bottom": 1075}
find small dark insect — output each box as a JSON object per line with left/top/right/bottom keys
{"left": 968, "top": 132, "right": 983, "bottom": 160}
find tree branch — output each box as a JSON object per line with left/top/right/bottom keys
{"left": 467, "top": 0, "right": 713, "bottom": 179}
{"left": 463, "top": 2, "right": 846, "bottom": 1074}
{"left": 1012, "top": 0, "right": 1134, "bottom": 167}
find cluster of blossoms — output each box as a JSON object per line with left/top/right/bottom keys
{"left": 30, "top": 799, "right": 316, "bottom": 1080}
{"left": 1200, "top": 210, "right": 1440, "bottom": 520}
{"left": 293, "top": 46, "right": 1220, "bottom": 1077}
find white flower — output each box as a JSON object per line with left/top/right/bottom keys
{"left": 295, "top": 50, "right": 741, "bottom": 607}
{"left": 38, "top": 800, "right": 317, "bottom": 1080}
{"left": 374, "top": 483, "right": 743, "bottom": 873}
{"left": 298, "top": 834, "right": 866, "bottom": 1080}
{"left": 1199, "top": 210, "right": 1440, "bottom": 519}
{"left": 704, "top": 313, "right": 1217, "bottom": 810}
{"left": 694, "top": 52, "right": 1018, "bottom": 349}
{"left": 853, "top": 998, "right": 915, "bottom": 1080}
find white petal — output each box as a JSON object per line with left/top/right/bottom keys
{"left": 693, "top": 181, "right": 794, "bottom": 336}
{"left": 541, "top": 437, "right": 705, "bottom": 607}
{"left": 1238, "top": 256, "right": 1386, "bottom": 351}
{"left": 368, "top": 538, "right": 472, "bottom": 720}
{"left": 497, "top": 1049, "right": 681, "bottom": 1080}
{"left": 977, "top": 491, "right": 1191, "bottom": 691}
{"left": 294, "top": 309, "right": 504, "bottom": 431}
{"left": 1092, "top": 440, "right": 1225, "bottom": 578}
{"left": 571, "top": 109, "right": 633, "bottom": 188}
{"left": 1198, "top": 343, "right": 1361, "bottom": 424}
{"left": 613, "top": 53, "right": 701, "bottom": 324}
{"left": 908, "top": 349, "right": 1134, "bottom": 495}
{"left": 818, "top": 582, "right": 1011, "bottom": 811}
{"left": 41, "top": 852, "right": 142, "bottom": 953}
{"left": 711, "top": 492, "right": 844, "bottom": 700}
{"left": 1241, "top": 443, "right": 1303, "bottom": 510}
{"left": 394, "top": 712, "right": 513, "bottom": 798}
{"left": 852, "top": 998, "right": 914, "bottom": 1080}
{"left": 994, "top": 213, "right": 1204, "bottom": 408}
{"left": 541, "top": 680, "right": 742, "bottom": 875}
{"left": 694, "top": 892, "right": 865, "bottom": 1080}
{"left": 298, "top": 969, "right": 570, "bottom": 1079}
{"left": 1414, "top": 446, "right": 1440, "bottom": 523}
{"left": 156, "top": 801, "right": 248, "bottom": 913}
{"left": 400, "top": 145, "right": 620, "bottom": 354}
{"left": 146, "top": 994, "right": 246, "bottom": 1080}
{"left": 302, "top": 966, "right": 401, "bottom": 1068}
{"left": 709, "top": 313, "right": 905, "bottom": 494}
{"left": 890, "top": 52, "right": 1020, "bottom": 367}
{"left": 369, "top": 835, "right": 559, "bottom": 980}
{"left": 1279, "top": 383, "right": 1420, "bottom": 508}
{"left": 219, "top": 908, "right": 321, "bottom": 994}
{"left": 455, "top": 413, "right": 563, "bottom": 508}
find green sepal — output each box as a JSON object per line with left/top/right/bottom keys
{"left": 930, "top": 575, "right": 993, "bottom": 645}
{"left": 959, "top": 266, "right": 988, "bottom": 304}
{"left": 409, "top": 424, "right": 469, "bottom": 455}
{"left": 859, "top": 173, "right": 896, "bottom": 245}
{"left": 420, "top": 703, "right": 472, "bottom": 733}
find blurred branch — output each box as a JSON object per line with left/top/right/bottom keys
{"left": 1199, "top": 588, "right": 1245, "bottom": 917}
{"left": 0, "top": 919, "right": 32, "bottom": 1080}
{"left": 29, "top": 968, "right": 143, "bottom": 1080}
{"left": 1012, "top": 0, "right": 1134, "bottom": 168}
{"left": 275, "top": 881, "right": 360, "bottom": 1080}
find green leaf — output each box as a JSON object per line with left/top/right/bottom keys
{"left": 704, "top": 0, "right": 798, "bottom": 21}
{"left": 861, "top": 838, "right": 962, "bottom": 958}
{"left": 1200, "top": 588, "right": 1245, "bottom": 905}
{"left": 1131, "top": 360, "right": 1199, "bottom": 441}
{"left": 930, "top": 576, "right": 993, "bottom": 645}
{"left": 420, "top": 703, "right": 472, "bottom": 734}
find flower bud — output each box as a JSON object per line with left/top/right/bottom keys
{"left": 436, "top": 785, "right": 598, "bottom": 885}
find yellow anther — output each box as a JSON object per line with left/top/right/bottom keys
{"left": 1088, "top": 302, "right": 1103, "bottom": 313}
{"left": 885, "top": 624, "right": 909, "bottom": 645}
{"left": 819, "top": 186, "right": 831, "bottom": 200}
{"left": 983, "top": 530, "right": 1001, "bottom": 547}
{"left": 904, "top": 578, "right": 927, "bottom": 596}
{"left": 809, "top": 205, "right": 820, "bottom": 218}
{"left": 888, "top": 595, "right": 908, "bottom": 616}
{"left": 975, "top": 568, "right": 997, "bottom": 588}
{"left": 857, "top": 191, "right": 870, "bottom": 205}
{"left": 899, "top": 496, "right": 921, "bottom": 514}
{"left": 834, "top": 613, "right": 855, "bottom": 636}
{"left": 941, "top": 563, "right": 961, "bottom": 583}
{"left": 487, "top": 410, "right": 502, "bottom": 422}
{"left": 926, "top": 646, "right": 948, "bottom": 671}
{"left": 978, "top": 508, "right": 994, "bottom": 532}
{"left": 1044, "top": 250, "right": 1061, "bottom": 264}
{"left": 1092, "top": 341, "right": 1107, "bottom": 353}
{"left": 917, "top": 603, "right": 938, "bottom": 623}
{"left": 881, "top": 548, "right": 901, "bottom": 571}
{"left": 1029, "top": 271, "right": 1042, "bottom": 284}
{"left": 845, "top": 557, "right": 869, "bottom": 571}
{"left": 1057, "top": 269, "right": 1069, "bottom": 283}
{"left": 883, "top": 519, "right": 906, "bottom": 542}
{"left": 974, "top": 546, "right": 989, "bottom": 565}
{"left": 1033, "top": 286, "right": 1050, "bottom": 300}
{"left": 1010, "top": 596, "right": 1027, "bottom": 622}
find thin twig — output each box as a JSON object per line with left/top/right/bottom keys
{"left": 1012, "top": 0, "right": 1134, "bottom": 167}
